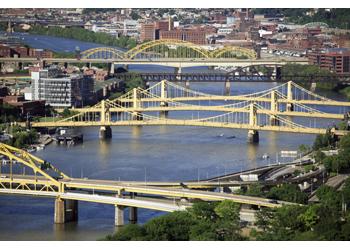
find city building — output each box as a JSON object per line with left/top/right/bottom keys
{"left": 31, "top": 67, "right": 95, "bottom": 108}
{"left": 160, "top": 29, "right": 207, "bottom": 44}
{"left": 140, "top": 23, "right": 156, "bottom": 42}
{"left": 308, "top": 48, "right": 350, "bottom": 75}
{"left": 0, "top": 95, "right": 45, "bottom": 116}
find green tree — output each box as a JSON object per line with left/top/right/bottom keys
{"left": 105, "top": 224, "right": 145, "bottom": 240}
{"left": 143, "top": 211, "right": 195, "bottom": 240}
{"left": 267, "top": 184, "right": 308, "bottom": 204}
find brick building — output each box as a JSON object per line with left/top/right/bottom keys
{"left": 308, "top": 48, "right": 350, "bottom": 75}
{"left": 0, "top": 95, "right": 46, "bottom": 116}
{"left": 28, "top": 48, "right": 53, "bottom": 58}
{"left": 95, "top": 70, "right": 108, "bottom": 81}
{"left": 160, "top": 29, "right": 207, "bottom": 45}
{"left": 0, "top": 45, "right": 11, "bottom": 57}
{"left": 140, "top": 23, "right": 156, "bottom": 42}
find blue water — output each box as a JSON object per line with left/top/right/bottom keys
{"left": 0, "top": 32, "right": 125, "bottom": 53}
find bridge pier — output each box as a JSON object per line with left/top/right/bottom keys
{"left": 185, "top": 80, "right": 190, "bottom": 89}
{"left": 99, "top": 126, "right": 112, "bottom": 139}
{"left": 286, "top": 103, "right": 294, "bottom": 112}
{"left": 247, "top": 130, "right": 259, "bottom": 143}
{"left": 129, "top": 207, "right": 138, "bottom": 223}
{"left": 224, "top": 80, "right": 231, "bottom": 95}
{"left": 159, "top": 102, "right": 169, "bottom": 118}
{"left": 175, "top": 67, "right": 182, "bottom": 81}
{"left": 54, "top": 198, "right": 78, "bottom": 224}
{"left": 115, "top": 205, "right": 125, "bottom": 227}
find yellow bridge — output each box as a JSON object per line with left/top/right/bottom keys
{"left": 31, "top": 80, "right": 350, "bottom": 142}
{"left": 0, "top": 143, "right": 293, "bottom": 226}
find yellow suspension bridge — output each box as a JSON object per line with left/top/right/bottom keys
{"left": 30, "top": 80, "right": 350, "bottom": 142}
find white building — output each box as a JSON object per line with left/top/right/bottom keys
{"left": 31, "top": 67, "right": 94, "bottom": 108}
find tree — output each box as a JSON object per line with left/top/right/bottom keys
{"left": 297, "top": 205, "right": 319, "bottom": 231}
{"left": 143, "top": 211, "right": 195, "bottom": 240}
{"left": 105, "top": 224, "right": 145, "bottom": 240}
{"left": 266, "top": 184, "right": 308, "bottom": 204}
{"left": 214, "top": 200, "right": 242, "bottom": 240}
{"left": 188, "top": 201, "right": 218, "bottom": 222}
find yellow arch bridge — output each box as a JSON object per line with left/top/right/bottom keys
{"left": 80, "top": 39, "right": 257, "bottom": 60}
{"left": 31, "top": 80, "right": 349, "bottom": 142}
{"left": 0, "top": 143, "right": 294, "bottom": 226}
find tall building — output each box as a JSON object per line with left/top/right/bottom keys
{"left": 31, "top": 67, "right": 94, "bottom": 108}
{"left": 308, "top": 48, "right": 350, "bottom": 75}
{"left": 140, "top": 23, "right": 156, "bottom": 42}
{"left": 160, "top": 29, "right": 207, "bottom": 44}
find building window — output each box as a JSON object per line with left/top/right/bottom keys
{"left": 333, "top": 56, "right": 336, "bottom": 70}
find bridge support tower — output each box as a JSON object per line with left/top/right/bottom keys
{"left": 248, "top": 103, "right": 259, "bottom": 143}
{"left": 132, "top": 88, "right": 143, "bottom": 120}
{"left": 99, "top": 100, "right": 112, "bottom": 139}
{"left": 54, "top": 198, "right": 78, "bottom": 224}
{"left": 270, "top": 90, "right": 280, "bottom": 126}
{"left": 224, "top": 80, "right": 231, "bottom": 95}
{"left": 286, "top": 81, "right": 294, "bottom": 112}
{"left": 160, "top": 80, "right": 169, "bottom": 118}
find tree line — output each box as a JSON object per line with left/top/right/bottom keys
{"left": 28, "top": 25, "right": 137, "bottom": 50}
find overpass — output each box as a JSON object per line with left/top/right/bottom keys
{"left": 0, "top": 143, "right": 292, "bottom": 226}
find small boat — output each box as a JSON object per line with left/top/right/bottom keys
{"left": 36, "top": 145, "right": 45, "bottom": 151}
{"left": 262, "top": 153, "right": 270, "bottom": 159}
{"left": 27, "top": 147, "right": 36, "bottom": 153}
{"left": 217, "top": 133, "right": 224, "bottom": 137}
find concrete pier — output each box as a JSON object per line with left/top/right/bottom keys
{"left": 129, "top": 207, "right": 138, "bottom": 223}
{"left": 99, "top": 126, "right": 112, "bottom": 139}
{"left": 54, "top": 198, "right": 78, "bottom": 224}
{"left": 115, "top": 205, "right": 125, "bottom": 226}
{"left": 159, "top": 101, "right": 169, "bottom": 118}
{"left": 247, "top": 130, "right": 259, "bottom": 143}
{"left": 224, "top": 80, "right": 231, "bottom": 95}
{"left": 286, "top": 103, "right": 294, "bottom": 112}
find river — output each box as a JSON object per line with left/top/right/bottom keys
{"left": 0, "top": 81, "right": 348, "bottom": 240}
{"left": 0, "top": 34, "right": 349, "bottom": 240}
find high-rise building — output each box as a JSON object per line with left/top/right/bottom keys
{"left": 31, "top": 67, "right": 94, "bottom": 108}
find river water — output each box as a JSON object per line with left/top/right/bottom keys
{"left": 0, "top": 33, "right": 349, "bottom": 240}
{"left": 0, "top": 81, "right": 348, "bottom": 240}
